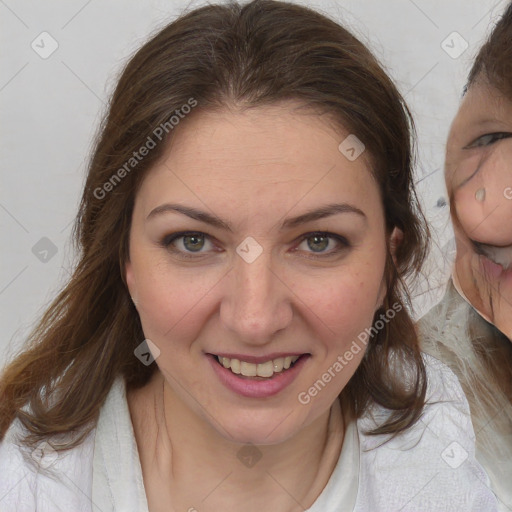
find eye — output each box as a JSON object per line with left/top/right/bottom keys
{"left": 464, "top": 132, "right": 512, "bottom": 149}
{"left": 160, "top": 231, "right": 217, "bottom": 258}
{"left": 160, "top": 230, "right": 349, "bottom": 260}
{"left": 294, "top": 232, "right": 349, "bottom": 258}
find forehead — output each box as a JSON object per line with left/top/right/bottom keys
{"left": 450, "top": 80, "right": 512, "bottom": 138}
{"left": 137, "top": 103, "right": 378, "bottom": 207}
{"left": 165, "top": 103, "right": 362, "bottom": 170}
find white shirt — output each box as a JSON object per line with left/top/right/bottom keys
{"left": 418, "top": 278, "right": 512, "bottom": 511}
{"left": 0, "top": 354, "right": 499, "bottom": 511}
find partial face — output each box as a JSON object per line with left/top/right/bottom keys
{"left": 446, "top": 79, "right": 512, "bottom": 339}
{"left": 125, "top": 103, "right": 394, "bottom": 445}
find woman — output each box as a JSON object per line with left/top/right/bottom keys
{"left": 419, "top": 3, "right": 512, "bottom": 510}
{"left": 0, "top": 1, "right": 497, "bottom": 510}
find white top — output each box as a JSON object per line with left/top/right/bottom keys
{"left": 418, "top": 279, "right": 512, "bottom": 511}
{"left": 0, "top": 355, "right": 499, "bottom": 511}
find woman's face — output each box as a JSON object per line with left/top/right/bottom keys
{"left": 125, "top": 102, "right": 395, "bottom": 445}
{"left": 446, "top": 79, "right": 512, "bottom": 339}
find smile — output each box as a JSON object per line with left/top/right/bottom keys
{"left": 215, "top": 355, "right": 300, "bottom": 378}
{"left": 208, "top": 353, "right": 310, "bottom": 398}
{"left": 472, "top": 240, "right": 512, "bottom": 271}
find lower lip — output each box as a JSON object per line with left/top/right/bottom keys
{"left": 207, "top": 354, "right": 310, "bottom": 398}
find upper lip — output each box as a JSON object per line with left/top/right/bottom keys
{"left": 472, "top": 239, "right": 512, "bottom": 251}
{"left": 208, "top": 352, "right": 309, "bottom": 364}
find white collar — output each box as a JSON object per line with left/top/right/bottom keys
{"left": 92, "top": 377, "right": 360, "bottom": 511}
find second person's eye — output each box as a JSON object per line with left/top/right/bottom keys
{"left": 465, "top": 131, "right": 512, "bottom": 149}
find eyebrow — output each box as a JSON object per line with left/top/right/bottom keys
{"left": 471, "top": 118, "right": 509, "bottom": 128}
{"left": 146, "top": 202, "right": 366, "bottom": 231}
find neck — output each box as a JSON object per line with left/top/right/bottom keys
{"left": 130, "top": 370, "right": 345, "bottom": 512}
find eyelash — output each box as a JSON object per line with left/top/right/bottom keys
{"left": 159, "top": 231, "right": 350, "bottom": 260}
{"left": 464, "top": 131, "right": 512, "bottom": 149}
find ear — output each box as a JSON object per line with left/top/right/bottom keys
{"left": 124, "top": 261, "right": 138, "bottom": 306}
{"left": 389, "top": 226, "right": 404, "bottom": 266}
{"left": 375, "top": 227, "right": 403, "bottom": 310}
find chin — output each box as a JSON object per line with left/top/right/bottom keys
{"left": 462, "top": 256, "right": 512, "bottom": 341}
{"left": 215, "top": 409, "right": 308, "bottom": 447}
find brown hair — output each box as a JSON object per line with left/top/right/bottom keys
{"left": 467, "top": 2, "right": 512, "bottom": 98}
{"left": 0, "top": 0, "right": 429, "bottom": 451}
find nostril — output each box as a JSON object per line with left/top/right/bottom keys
{"left": 455, "top": 184, "right": 512, "bottom": 247}
{"left": 475, "top": 188, "right": 486, "bottom": 202}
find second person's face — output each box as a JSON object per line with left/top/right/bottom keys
{"left": 446, "top": 78, "right": 512, "bottom": 339}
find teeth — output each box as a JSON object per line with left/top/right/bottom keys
{"left": 230, "top": 358, "right": 241, "bottom": 374}
{"left": 273, "top": 358, "right": 284, "bottom": 372}
{"left": 217, "top": 355, "right": 300, "bottom": 378}
{"left": 256, "top": 360, "right": 274, "bottom": 378}
{"left": 240, "top": 361, "right": 257, "bottom": 377}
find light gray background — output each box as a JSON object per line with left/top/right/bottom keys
{"left": 1, "top": 0, "right": 508, "bottom": 364}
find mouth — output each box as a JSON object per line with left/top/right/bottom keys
{"left": 471, "top": 240, "right": 512, "bottom": 271}
{"left": 211, "top": 354, "right": 308, "bottom": 380}
{"left": 207, "top": 352, "right": 311, "bottom": 398}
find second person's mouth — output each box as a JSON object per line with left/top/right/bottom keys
{"left": 472, "top": 240, "right": 512, "bottom": 271}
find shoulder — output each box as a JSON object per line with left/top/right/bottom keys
{"left": 422, "top": 352, "right": 466, "bottom": 403}
{"left": 419, "top": 353, "right": 478, "bottom": 446}
{"left": 0, "top": 418, "right": 39, "bottom": 510}
{"left": 354, "top": 354, "right": 498, "bottom": 511}
{"left": 0, "top": 400, "right": 105, "bottom": 511}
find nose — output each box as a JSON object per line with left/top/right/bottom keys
{"left": 453, "top": 146, "right": 512, "bottom": 246}
{"left": 220, "top": 249, "right": 294, "bottom": 346}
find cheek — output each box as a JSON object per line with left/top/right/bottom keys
{"left": 453, "top": 150, "right": 512, "bottom": 246}
{"left": 132, "top": 235, "right": 386, "bottom": 348}
{"left": 293, "top": 258, "right": 385, "bottom": 345}
{"left": 138, "top": 268, "right": 380, "bottom": 336}
{"left": 319, "top": 279, "right": 378, "bottom": 330}
{"left": 454, "top": 234, "right": 477, "bottom": 284}
{"left": 454, "top": 237, "right": 490, "bottom": 312}
{"left": 453, "top": 188, "right": 482, "bottom": 236}
{"left": 294, "top": 274, "right": 380, "bottom": 410}
{"left": 132, "top": 256, "right": 222, "bottom": 341}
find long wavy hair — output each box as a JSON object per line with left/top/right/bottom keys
{"left": 0, "top": 0, "right": 429, "bottom": 452}
{"left": 421, "top": 0, "right": 512, "bottom": 474}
